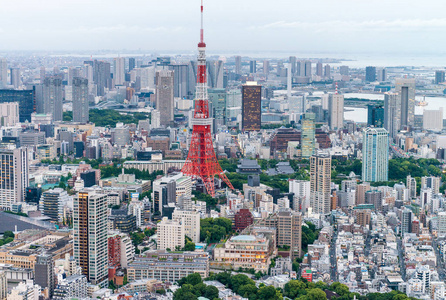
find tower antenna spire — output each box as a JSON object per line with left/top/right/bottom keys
{"left": 200, "top": 0, "right": 204, "bottom": 44}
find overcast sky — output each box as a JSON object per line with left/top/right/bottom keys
{"left": 0, "top": 0, "right": 444, "bottom": 55}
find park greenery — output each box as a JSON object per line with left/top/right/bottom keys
{"left": 63, "top": 109, "right": 150, "bottom": 127}
{"left": 302, "top": 222, "right": 320, "bottom": 253}
{"left": 0, "top": 231, "right": 14, "bottom": 246}
{"left": 200, "top": 217, "right": 233, "bottom": 243}
{"left": 174, "top": 273, "right": 219, "bottom": 300}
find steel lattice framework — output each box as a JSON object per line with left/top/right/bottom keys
{"left": 181, "top": 0, "right": 234, "bottom": 197}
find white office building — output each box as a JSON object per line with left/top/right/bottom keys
{"left": 172, "top": 209, "right": 200, "bottom": 243}
{"left": 157, "top": 217, "right": 185, "bottom": 251}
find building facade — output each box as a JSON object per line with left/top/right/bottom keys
{"left": 362, "top": 127, "right": 389, "bottom": 182}
{"left": 310, "top": 153, "right": 332, "bottom": 215}
{"left": 242, "top": 82, "right": 262, "bottom": 131}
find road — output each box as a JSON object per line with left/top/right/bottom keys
{"left": 330, "top": 226, "right": 338, "bottom": 282}
{"left": 397, "top": 238, "right": 406, "bottom": 281}
{"left": 432, "top": 239, "right": 446, "bottom": 280}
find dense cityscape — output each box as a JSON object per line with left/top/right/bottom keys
{"left": 0, "top": 1, "right": 445, "bottom": 300}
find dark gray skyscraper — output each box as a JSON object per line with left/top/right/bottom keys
{"left": 93, "top": 60, "right": 111, "bottom": 96}
{"left": 72, "top": 77, "right": 89, "bottom": 123}
{"left": 207, "top": 60, "right": 224, "bottom": 89}
{"left": 395, "top": 78, "right": 415, "bottom": 129}
{"left": 435, "top": 70, "right": 445, "bottom": 84}
{"left": 365, "top": 66, "right": 376, "bottom": 82}
{"left": 10, "top": 68, "right": 20, "bottom": 89}
{"left": 249, "top": 60, "right": 256, "bottom": 74}
{"left": 155, "top": 70, "right": 174, "bottom": 126}
{"left": 170, "top": 64, "right": 190, "bottom": 99}
{"left": 129, "top": 57, "right": 136, "bottom": 72}
{"left": 43, "top": 77, "right": 63, "bottom": 121}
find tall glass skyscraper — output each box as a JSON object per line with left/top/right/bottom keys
{"left": 301, "top": 113, "right": 315, "bottom": 158}
{"left": 362, "top": 127, "right": 389, "bottom": 182}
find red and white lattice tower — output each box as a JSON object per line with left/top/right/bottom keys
{"left": 181, "top": 0, "right": 234, "bottom": 197}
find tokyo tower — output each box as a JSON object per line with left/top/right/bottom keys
{"left": 181, "top": 0, "right": 234, "bottom": 197}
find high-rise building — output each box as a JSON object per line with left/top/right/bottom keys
{"left": 0, "top": 102, "right": 19, "bottom": 126}
{"left": 0, "top": 147, "right": 28, "bottom": 210}
{"left": 67, "top": 67, "right": 80, "bottom": 86}
{"left": 421, "top": 176, "right": 441, "bottom": 194}
{"left": 263, "top": 60, "right": 270, "bottom": 75}
{"left": 316, "top": 62, "right": 323, "bottom": 77}
{"left": 367, "top": 105, "right": 385, "bottom": 127}
{"left": 207, "top": 60, "right": 224, "bottom": 88}
{"left": 249, "top": 60, "right": 256, "bottom": 73}
{"left": 128, "top": 57, "right": 136, "bottom": 72}
{"left": 407, "top": 175, "right": 417, "bottom": 199}
{"left": 0, "top": 89, "right": 35, "bottom": 122}
{"left": 0, "top": 59, "right": 7, "bottom": 87}
{"left": 310, "top": 153, "right": 331, "bottom": 215}
{"left": 355, "top": 209, "right": 371, "bottom": 228}
{"left": 423, "top": 108, "right": 443, "bottom": 131}
{"left": 377, "top": 68, "right": 387, "bottom": 82}
{"left": 10, "top": 68, "right": 20, "bottom": 89}
{"left": 324, "top": 64, "right": 331, "bottom": 78}
{"left": 328, "top": 94, "right": 344, "bottom": 130}
{"left": 439, "top": 212, "right": 446, "bottom": 237}
{"left": 170, "top": 64, "right": 190, "bottom": 99}
{"left": 289, "top": 56, "right": 297, "bottom": 75}
{"left": 208, "top": 88, "right": 227, "bottom": 129}
{"left": 362, "top": 127, "right": 389, "bottom": 182}
{"left": 72, "top": 77, "right": 89, "bottom": 123}
{"left": 34, "top": 254, "right": 54, "bottom": 298}
{"left": 234, "top": 56, "right": 242, "bottom": 75}
{"left": 365, "top": 66, "right": 376, "bottom": 82}
{"left": 340, "top": 66, "right": 349, "bottom": 76}
{"left": 43, "top": 77, "right": 63, "bottom": 121}
{"left": 53, "top": 274, "right": 88, "bottom": 300}
{"left": 401, "top": 208, "right": 413, "bottom": 234}
{"left": 113, "top": 57, "right": 125, "bottom": 85}
{"left": 73, "top": 191, "right": 108, "bottom": 287}
{"left": 41, "top": 188, "right": 70, "bottom": 222}
{"left": 157, "top": 217, "right": 185, "bottom": 250}
{"left": 395, "top": 78, "right": 416, "bottom": 129}
{"left": 435, "top": 70, "right": 445, "bottom": 84}
{"left": 93, "top": 60, "right": 111, "bottom": 96}
{"left": 301, "top": 113, "right": 315, "bottom": 158}
{"left": 384, "top": 92, "right": 399, "bottom": 138}
{"left": 355, "top": 183, "right": 370, "bottom": 205}
{"left": 155, "top": 70, "right": 174, "bottom": 126}
{"left": 297, "top": 60, "right": 312, "bottom": 77}
{"left": 242, "top": 82, "right": 262, "bottom": 131}
{"left": 172, "top": 209, "right": 200, "bottom": 243}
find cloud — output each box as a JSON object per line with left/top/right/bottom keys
{"left": 250, "top": 19, "right": 446, "bottom": 32}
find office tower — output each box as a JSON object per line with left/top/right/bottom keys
{"left": 249, "top": 60, "right": 256, "bottom": 73}
{"left": 423, "top": 108, "right": 443, "bottom": 131}
{"left": 40, "top": 67, "right": 46, "bottom": 84}
{"left": 0, "top": 147, "right": 28, "bottom": 210}
{"left": 421, "top": 176, "right": 441, "bottom": 194}
{"left": 234, "top": 56, "right": 242, "bottom": 75}
{"left": 401, "top": 208, "right": 412, "bottom": 234}
{"left": 155, "top": 70, "right": 174, "bottom": 126}
{"left": 310, "top": 153, "right": 331, "bottom": 215}
{"left": 73, "top": 191, "right": 108, "bottom": 286}
{"left": 301, "top": 113, "right": 316, "bottom": 158}
{"left": 263, "top": 60, "right": 270, "bottom": 75}
{"left": 324, "top": 65, "right": 331, "bottom": 78}
{"left": 93, "top": 60, "right": 111, "bottom": 96}
{"left": 43, "top": 77, "right": 63, "bottom": 121}
{"left": 395, "top": 78, "right": 416, "bottom": 129}
{"left": 113, "top": 57, "right": 125, "bottom": 85}
{"left": 207, "top": 60, "right": 224, "bottom": 88}
{"left": 0, "top": 271, "right": 6, "bottom": 300}
{"left": 365, "top": 190, "right": 383, "bottom": 211}
{"left": 296, "top": 60, "right": 312, "bottom": 77}
{"left": 365, "top": 66, "right": 376, "bottom": 82}
{"left": 41, "top": 188, "right": 70, "bottom": 222}
{"left": 67, "top": 67, "right": 80, "bottom": 86}
{"left": 0, "top": 59, "right": 7, "bottom": 87}
{"left": 111, "top": 124, "right": 130, "bottom": 146}
{"left": 242, "top": 82, "right": 261, "bottom": 131}
{"left": 377, "top": 68, "right": 387, "bottom": 82}
{"left": 208, "top": 88, "right": 227, "bottom": 129}
{"left": 34, "top": 254, "right": 54, "bottom": 298}
{"left": 289, "top": 56, "right": 296, "bottom": 74}
{"left": 384, "top": 92, "right": 399, "bottom": 138}
{"left": 435, "top": 70, "right": 445, "bottom": 84}
{"left": 10, "top": 68, "right": 20, "bottom": 89}
{"left": 128, "top": 57, "right": 136, "bottom": 72}
{"left": 367, "top": 104, "right": 385, "bottom": 127}
{"left": 157, "top": 217, "right": 185, "bottom": 250}
{"left": 407, "top": 175, "right": 417, "bottom": 199}
{"left": 340, "top": 65, "right": 349, "bottom": 76}
{"left": 316, "top": 62, "right": 323, "bottom": 77}
{"left": 362, "top": 127, "right": 389, "bottom": 182}
{"left": 328, "top": 94, "right": 344, "bottom": 130}
{"left": 72, "top": 77, "right": 89, "bottom": 123}
{"left": 0, "top": 102, "right": 19, "bottom": 126}
{"left": 172, "top": 209, "right": 200, "bottom": 243}
{"left": 170, "top": 64, "right": 190, "bottom": 99}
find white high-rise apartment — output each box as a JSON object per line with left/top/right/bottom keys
{"left": 73, "top": 191, "right": 108, "bottom": 287}
{"left": 157, "top": 217, "right": 185, "bottom": 250}
{"left": 310, "top": 153, "right": 331, "bottom": 215}
{"left": 439, "top": 212, "right": 446, "bottom": 237}
{"left": 151, "top": 109, "right": 161, "bottom": 128}
{"left": 172, "top": 209, "right": 200, "bottom": 243}
{"left": 0, "top": 147, "right": 28, "bottom": 210}
{"left": 113, "top": 57, "right": 125, "bottom": 85}
{"left": 362, "top": 127, "right": 389, "bottom": 182}
{"left": 328, "top": 94, "right": 344, "bottom": 130}
{"left": 423, "top": 108, "right": 443, "bottom": 131}
{"left": 421, "top": 176, "right": 441, "bottom": 195}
